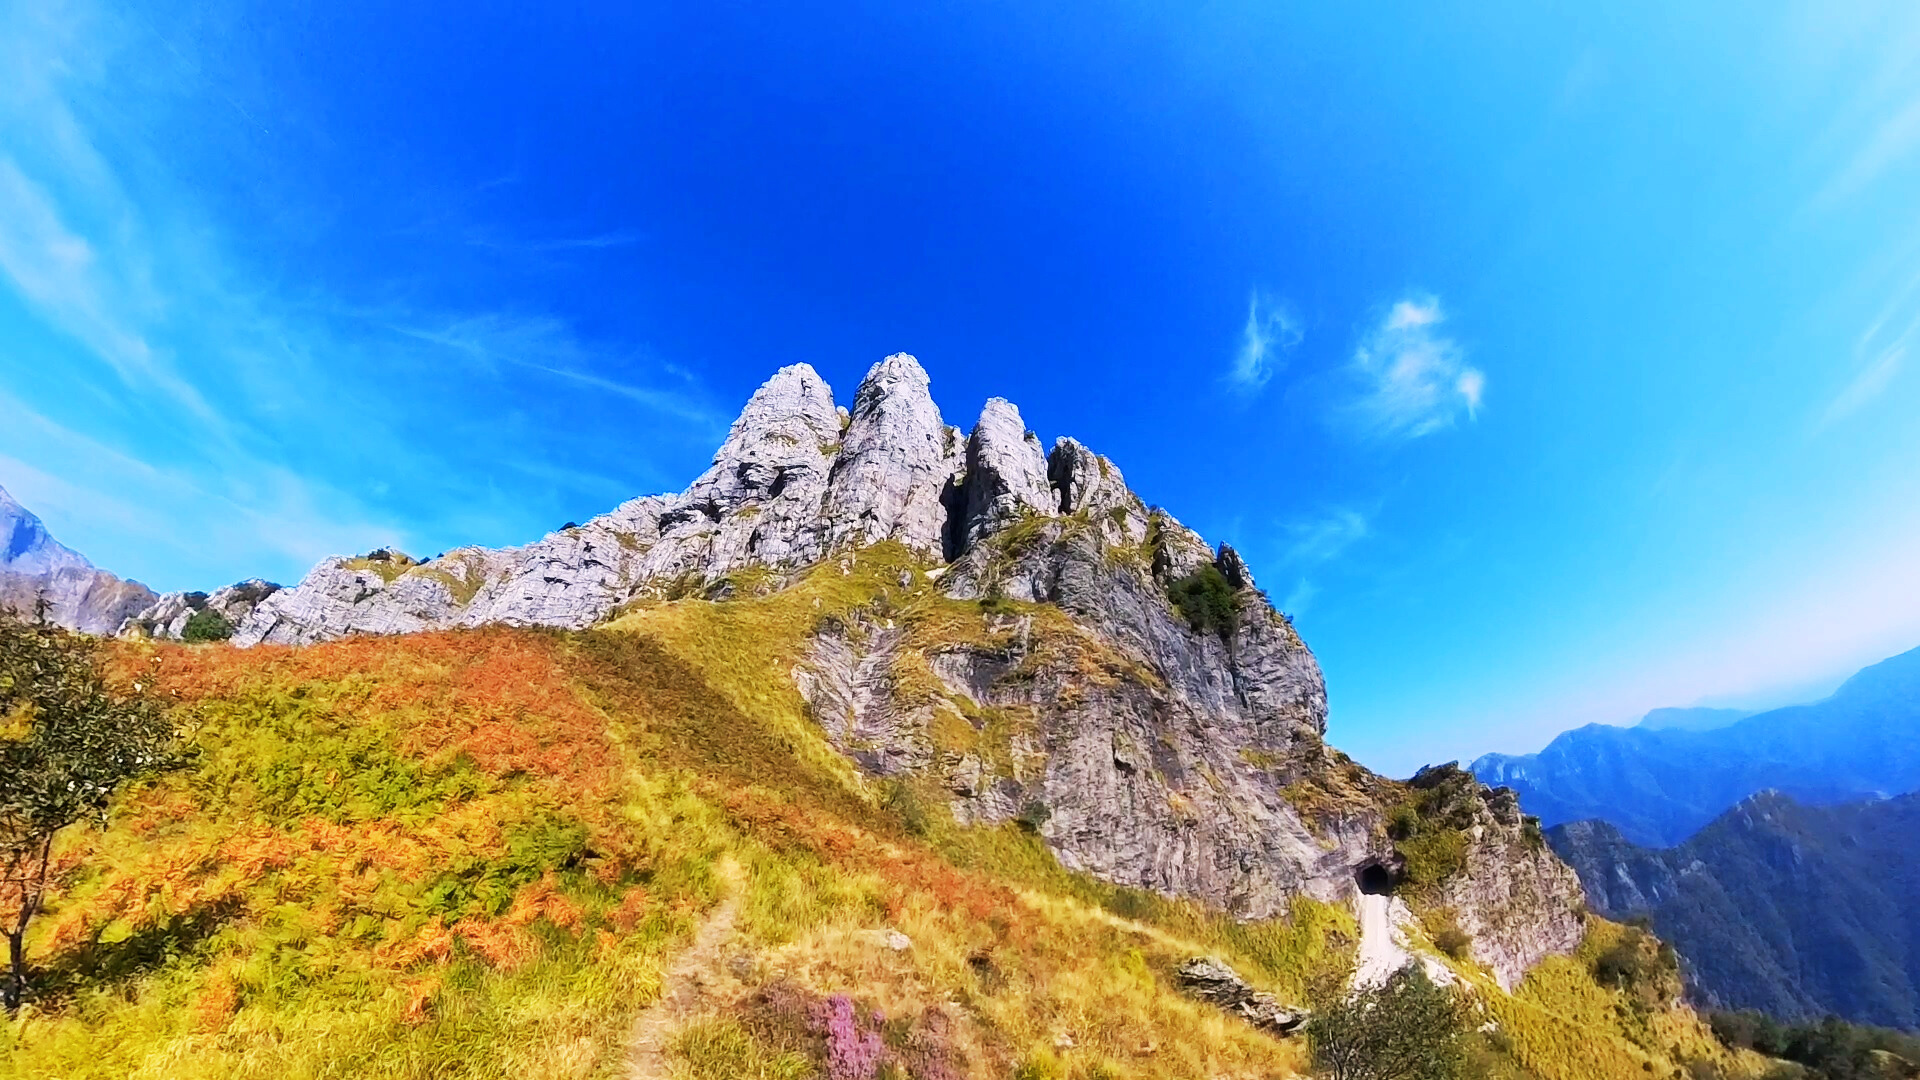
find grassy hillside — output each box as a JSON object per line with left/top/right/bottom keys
{"left": 3, "top": 553, "right": 1775, "bottom": 1079}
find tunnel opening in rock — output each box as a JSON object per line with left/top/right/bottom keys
{"left": 1357, "top": 862, "right": 1393, "bottom": 896}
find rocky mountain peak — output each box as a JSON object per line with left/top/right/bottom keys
{"left": 822, "top": 352, "right": 961, "bottom": 556}
{"left": 1, "top": 483, "right": 89, "bottom": 575}
{"left": 957, "top": 397, "right": 1055, "bottom": 551}
{"left": 0, "top": 484, "right": 155, "bottom": 634}
{"left": 712, "top": 363, "right": 840, "bottom": 469}
{"left": 672, "top": 363, "right": 841, "bottom": 547}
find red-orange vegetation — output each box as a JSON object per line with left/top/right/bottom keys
{"left": 400, "top": 974, "right": 442, "bottom": 1024}
{"left": 375, "top": 920, "right": 455, "bottom": 970}
{"left": 501, "top": 872, "right": 586, "bottom": 934}
{"left": 140, "top": 629, "right": 622, "bottom": 794}
{"left": 606, "top": 885, "right": 651, "bottom": 933}
{"left": 191, "top": 972, "right": 241, "bottom": 1033}
{"left": 454, "top": 920, "right": 536, "bottom": 969}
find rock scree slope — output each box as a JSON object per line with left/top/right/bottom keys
{"left": 191, "top": 353, "right": 1583, "bottom": 987}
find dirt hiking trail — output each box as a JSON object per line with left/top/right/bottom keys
{"left": 625, "top": 859, "right": 748, "bottom": 1079}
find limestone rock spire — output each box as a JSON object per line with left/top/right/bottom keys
{"left": 821, "top": 353, "right": 962, "bottom": 557}
{"left": 958, "top": 398, "right": 1055, "bottom": 550}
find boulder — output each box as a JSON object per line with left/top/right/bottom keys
{"left": 1175, "top": 957, "right": 1308, "bottom": 1034}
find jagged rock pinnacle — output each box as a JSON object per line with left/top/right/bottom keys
{"left": 959, "top": 398, "right": 1055, "bottom": 550}
{"left": 822, "top": 353, "right": 961, "bottom": 557}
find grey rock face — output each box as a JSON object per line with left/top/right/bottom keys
{"left": 822, "top": 353, "right": 962, "bottom": 558}
{"left": 957, "top": 399, "right": 1055, "bottom": 550}
{"left": 1046, "top": 438, "right": 1149, "bottom": 544}
{"left": 0, "top": 484, "right": 157, "bottom": 635}
{"left": 1406, "top": 765, "right": 1586, "bottom": 989}
{"left": 232, "top": 356, "right": 970, "bottom": 646}
{"left": 122, "top": 579, "right": 281, "bottom": 640}
{"left": 803, "top": 511, "right": 1367, "bottom": 919}
{"left": 1175, "top": 957, "right": 1308, "bottom": 1034}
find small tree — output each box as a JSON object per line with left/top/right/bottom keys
{"left": 181, "top": 607, "right": 234, "bottom": 643}
{"left": 1305, "top": 967, "right": 1470, "bottom": 1080}
{"left": 1, "top": 605, "right": 177, "bottom": 1013}
{"left": 1167, "top": 565, "right": 1241, "bottom": 635}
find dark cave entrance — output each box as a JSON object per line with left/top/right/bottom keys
{"left": 1356, "top": 862, "right": 1394, "bottom": 896}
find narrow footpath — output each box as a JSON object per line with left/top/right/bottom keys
{"left": 625, "top": 860, "right": 748, "bottom": 1079}
{"left": 1352, "top": 891, "right": 1415, "bottom": 989}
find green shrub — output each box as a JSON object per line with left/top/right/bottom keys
{"left": 1390, "top": 766, "right": 1478, "bottom": 889}
{"left": 1590, "top": 926, "right": 1677, "bottom": 1004}
{"left": 1421, "top": 907, "right": 1473, "bottom": 961}
{"left": 181, "top": 608, "right": 234, "bottom": 643}
{"left": 1307, "top": 966, "right": 1470, "bottom": 1080}
{"left": 1397, "top": 829, "right": 1468, "bottom": 887}
{"left": 1166, "top": 565, "right": 1240, "bottom": 635}
{"left": 0, "top": 609, "right": 178, "bottom": 1012}
{"left": 1522, "top": 815, "right": 1545, "bottom": 850}
{"left": 980, "top": 591, "right": 1020, "bottom": 617}
{"left": 879, "top": 778, "right": 931, "bottom": 837}
{"left": 1017, "top": 800, "right": 1051, "bottom": 833}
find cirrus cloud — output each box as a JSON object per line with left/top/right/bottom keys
{"left": 1227, "top": 291, "right": 1302, "bottom": 391}
{"left": 1340, "top": 295, "right": 1484, "bottom": 439}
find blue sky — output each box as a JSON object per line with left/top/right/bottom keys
{"left": 4, "top": 0, "right": 1920, "bottom": 774}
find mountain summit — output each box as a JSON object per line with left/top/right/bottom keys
{"left": 131, "top": 352, "right": 1582, "bottom": 986}
{"left": 222, "top": 355, "right": 1078, "bottom": 645}
{"left": 0, "top": 483, "right": 156, "bottom": 634}
{"left": 1, "top": 484, "right": 90, "bottom": 576}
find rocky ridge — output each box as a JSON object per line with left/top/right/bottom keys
{"left": 146, "top": 353, "right": 1587, "bottom": 986}
{"left": 1551, "top": 790, "right": 1920, "bottom": 1027}
{"left": 0, "top": 484, "right": 157, "bottom": 635}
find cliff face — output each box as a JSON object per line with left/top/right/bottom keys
{"left": 1416, "top": 770, "right": 1585, "bottom": 989}
{"left": 180, "top": 353, "right": 1583, "bottom": 984}
{"left": 0, "top": 484, "right": 157, "bottom": 635}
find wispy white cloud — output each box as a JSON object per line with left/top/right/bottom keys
{"left": 1227, "top": 291, "right": 1301, "bottom": 391}
{"left": 1815, "top": 281, "right": 1920, "bottom": 430}
{"left": 389, "top": 314, "right": 724, "bottom": 429}
{"left": 1271, "top": 507, "right": 1370, "bottom": 619}
{"left": 1279, "top": 578, "right": 1317, "bottom": 618}
{"left": 1284, "top": 508, "right": 1370, "bottom": 566}
{"left": 1815, "top": 95, "right": 1920, "bottom": 209}
{"left": 0, "top": 0, "right": 714, "bottom": 589}
{"left": 467, "top": 227, "right": 648, "bottom": 253}
{"left": 0, "top": 393, "right": 400, "bottom": 582}
{"left": 0, "top": 159, "right": 225, "bottom": 423}
{"left": 1819, "top": 343, "right": 1904, "bottom": 427}
{"left": 1339, "top": 295, "right": 1484, "bottom": 439}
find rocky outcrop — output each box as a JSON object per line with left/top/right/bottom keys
{"left": 1398, "top": 764, "right": 1586, "bottom": 989}
{"left": 230, "top": 356, "right": 966, "bottom": 646}
{"left": 822, "top": 353, "right": 963, "bottom": 557}
{"left": 122, "top": 580, "right": 281, "bottom": 640}
{"left": 0, "top": 484, "right": 157, "bottom": 635}
{"left": 185, "top": 351, "right": 1587, "bottom": 986}
{"left": 956, "top": 399, "right": 1054, "bottom": 551}
{"left": 1175, "top": 957, "right": 1307, "bottom": 1034}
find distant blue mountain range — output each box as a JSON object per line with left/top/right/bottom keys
{"left": 1470, "top": 644, "right": 1920, "bottom": 847}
